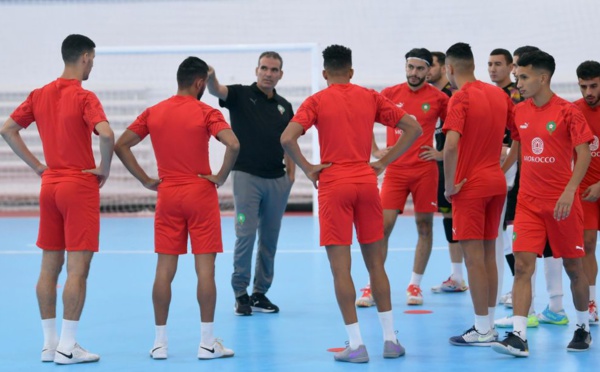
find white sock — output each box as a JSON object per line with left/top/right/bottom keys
{"left": 545, "top": 257, "right": 564, "bottom": 312}
{"left": 377, "top": 310, "right": 396, "bottom": 342}
{"left": 154, "top": 325, "right": 167, "bottom": 346}
{"left": 409, "top": 272, "right": 423, "bottom": 286}
{"left": 345, "top": 323, "right": 363, "bottom": 349}
{"left": 57, "top": 319, "right": 78, "bottom": 351}
{"left": 475, "top": 315, "right": 490, "bottom": 334}
{"left": 488, "top": 307, "right": 496, "bottom": 330}
{"left": 200, "top": 322, "right": 215, "bottom": 347}
{"left": 513, "top": 316, "right": 528, "bottom": 341}
{"left": 576, "top": 310, "right": 590, "bottom": 331}
{"left": 590, "top": 285, "right": 596, "bottom": 302}
{"left": 41, "top": 318, "right": 59, "bottom": 348}
{"left": 451, "top": 263, "right": 463, "bottom": 283}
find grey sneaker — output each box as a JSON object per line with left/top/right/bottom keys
{"left": 383, "top": 339, "right": 405, "bottom": 358}
{"left": 334, "top": 344, "right": 369, "bottom": 363}
{"left": 449, "top": 326, "right": 496, "bottom": 346}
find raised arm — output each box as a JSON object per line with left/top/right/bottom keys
{"left": 206, "top": 66, "right": 229, "bottom": 101}
{"left": 114, "top": 129, "right": 159, "bottom": 191}
{"left": 0, "top": 118, "right": 47, "bottom": 176}
{"left": 200, "top": 129, "right": 240, "bottom": 187}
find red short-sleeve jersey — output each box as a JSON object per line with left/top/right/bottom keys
{"left": 381, "top": 83, "right": 448, "bottom": 169}
{"left": 292, "top": 83, "right": 407, "bottom": 185}
{"left": 512, "top": 95, "right": 593, "bottom": 199}
{"left": 442, "top": 80, "right": 513, "bottom": 199}
{"left": 10, "top": 78, "right": 107, "bottom": 185}
{"left": 127, "top": 95, "right": 231, "bottom": 186}
{"left": 574, "top": 98, "right": 600, "bottom": 189}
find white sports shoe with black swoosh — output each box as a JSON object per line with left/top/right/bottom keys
{"left": 197, "top": 339, "right": 234, "bottom": 359}
{"left": 54, "top": 343, "right": 100, "bottom": 364}
{"left": 149, "top": 344, "right": 168, "bottom": 359}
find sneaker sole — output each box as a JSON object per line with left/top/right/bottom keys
{"left": 250, "top": 306, "right": 278, "bottom": 313}
{"left": 234, "top": 307, "right": 252, "bottom": 316}
{"left": 334, "top": 356, "right": 369, "bottom": 363}
{"left": 449, "top": 339, "right": 493, "bottom": 347}
{"left": 356, "top": 300, "right": 376, "bottom": 307}
{"left": 567, "top": 339, "right": 593, "bottom": 352}
{"left": 538, "top": 319, "right": 569, "bottom": 325}
{"left": 198, "top": 353, "right": 235, "bottom": 359}
{"left": 491, "top": 343, "right": 529, "bottom": 357}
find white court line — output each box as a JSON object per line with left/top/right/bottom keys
{"left": 1, "top": 247, "right": 450, "bottom": 255}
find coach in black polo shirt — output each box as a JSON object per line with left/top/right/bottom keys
{"left": 207, "top": 51, "right": 294, "bottom": 316}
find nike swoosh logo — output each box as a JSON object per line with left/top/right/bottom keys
{"left": 200, "top": 346, "right": 215, "bottom": 353}
{"left": 151, "top": 346, "right": 163, "bottom": 353}
{"left": 56, "top": 350, "right": 73, "bottom": 359}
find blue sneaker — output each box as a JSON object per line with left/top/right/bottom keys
{"left": 537, "top": 305, "right": 569, "bottom": 325}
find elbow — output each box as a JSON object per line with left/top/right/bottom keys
{"left": 229, "top": 137, "right": 241, "bottom": 154}
{"left": 280, "top": 133, "right": 292, "bottom": 151}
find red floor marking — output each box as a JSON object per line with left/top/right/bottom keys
{"left": 327, "top": 347, "right": 346, "bottom": 352}
{"left": 404, "top": 309, "right": 433, "bottom": 314}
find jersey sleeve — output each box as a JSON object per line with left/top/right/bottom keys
{"left": 83, "top": 91, "right": 108, "bottom": 132}
{"left": 218, "top": 84, "right": 242, "bottom": 108}
{"left": 291, "top": 95, "right": 318, "bottom": 133}
{"left": 206, "top": 108, "right": 232, "bottom": 138}
{"left": 510, "top": 104, "right": 521, "bottom": 142}
{"left": 442, "top": 90, "right": 468, "bottom": 135}
{"left": 375, "top": 92, "right": 406, "bottom": 128}
{"left": 127, "top": 109, "right": 150, "bottom": 140}
{"left": 568, "top": 105, "right": 594, "bottom": 147}
{"left": 10, "top": 91, "right": 36, "bottom": 128}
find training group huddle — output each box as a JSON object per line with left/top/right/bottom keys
{"left": 1, "top": 34, "right": 599, "bottom": 364}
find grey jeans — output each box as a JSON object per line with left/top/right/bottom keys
{"left": 231, "top": 171, "right": 292, "bottom": 298}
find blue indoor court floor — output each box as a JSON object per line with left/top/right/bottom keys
{"left": 0, "top": 215, "right": 598, "bottom": 372}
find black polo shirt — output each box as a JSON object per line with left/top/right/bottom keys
{"left": 219, "top": 83, "right": 294, "bottom": 179}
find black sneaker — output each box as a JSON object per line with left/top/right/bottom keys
{"left": 250, "top": 293, "right": 279, "bottom": 313}
{"left": 235, "top": 294, "right": 252, "bottom": 316}
{"left": 491, "top": 332, "right": 529, "bottom": 357}
{"left": 567, "top": 324, "right": 592, "bottom": 352}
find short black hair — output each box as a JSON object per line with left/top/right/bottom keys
{"left": 490, "top": 48, "right": 513, "bottom": 64}
{"left": 322, "top": 44, "right": 352, "bottom": 72}
{"left": 61, "top": 34, "right": 96, "bottom": 63}
{"left": 577, "top": 60, "right": 600, "bottom": 80}
{"left": 431, "top": 52, "right": 446, "bottom": 65}
{"left": 446, "top": 42, "right": 474, "bottom": 62}
{"left": 405, "top": 48, "right": 433, "bottom": 66}
{"left": 177, "top": 56, "right": 208, "bottom": 88}
{"left": 258, "top": 51, "right": 283, "bottom": 69}
{"left": 513, "top": 46, "right": 540, "bottom": 59}
{"left": 517, "top": 51, "right": 556, "bottom": 77}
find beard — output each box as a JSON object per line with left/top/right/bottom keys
{"left": 407, "top": 75, "right": 426, "bottom": 87}
{"left": 197, "top": 86, "right": 206, "bottom": 100}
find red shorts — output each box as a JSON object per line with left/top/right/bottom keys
{"left": 318, "top": 182, "right": 383, "bottom": 246}
{"left": 452, "top": 194, "right": 505, "bottom": 241}
{"left": 155, "top": 182, "right": 222, "bottom": 255}
{"left": 37, "top": 181, "right": 100, "bottom": 252}
{"left": 513, "top": 193, "right": 584, "bottom": 259}
{"left": 381, "top": 163, "right": 438, "bottom": 213}
{"left": 581, "top": 195, "right": 600, "bottom": 231}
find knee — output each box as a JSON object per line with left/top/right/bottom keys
{"left": 415, "top": 217, "right": 433, "bottom": 237}
{"left": 584, "top": 238, "right": 597, "bottom": 254}
{"left": 514, "top": 259, "right": 535, "bottom": 279}
{"left": 563, "top": 259, "right": 585, "bottom": 280}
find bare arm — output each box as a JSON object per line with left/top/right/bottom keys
{"left": 371, "top": 134, "right": 389, "bottom": 159}
{"left": 281, "top": 122, "right": 330, "bottom": 189}
{"left": 370, "top": 113, "right": 422, "bottom": 175}
{"left": 443, "top": 130, "right": 467, "bottom": 202}
{"left": 82, "top": 121, "right": 114, "bottom": 188}
{"left": 200, "top": 129, "right": 240, "bottom": 187}
{"left": 284, "top": 153, "right": 296, "bottom": 183}
{"left": 555, "top": 143, "right": 591, "bottom": 220}
{"left": 501, "top": 140, "right": 520, "bottom": 173}
{"left": 206, "top": 66, "right": 229, "bottom": 101}
{"left": 0, "top": 118, "right": 47, "bottom": 176}
{"left": 114, "top": 129, "right": 160, "bottom": 191}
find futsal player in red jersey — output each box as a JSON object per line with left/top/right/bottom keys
{"left": 492, "top": 51, "right": 593, "bottom": 357}
{"left": 575, "top": 60, "right": 600, "bottom": 325}
{"left": 442, "top": 43, "right": 513, "bottom": 347}
{"left": 1, "top": 34, "right": 114, "bottom": 364}
{"left": 356, "top": 48, "right": 449, "bottom": 308}
{"left": 115, "top": 57, "right": 239, "bottom": 360}
{"left": 281, "top": 45, "right": 421, "bottom": 363}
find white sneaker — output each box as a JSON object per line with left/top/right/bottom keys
{"left": 41, "top": 346, "right": 56, "bottom": 362}
{"left": 150, "top": 344, "right": 168, "bottom": 359}
{"left": 197, "top": 339, "right": 234, "bottom": 359}
{"left": 356, "top": 285, "right": 376, "bottom": 307}
{"left": 54, "top": 343, "right": 100, "bottom": 364}
{"left": 499, "top": 291, "right": 512, "bottom": 306}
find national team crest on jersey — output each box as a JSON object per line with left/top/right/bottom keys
{"left": 590, "top": 136, "right": 599, "bottom": 151}
{"left": 531, "top": 137, "right": 544, "bottom": 155}
{"left": 546, "top": 121, "right": 556, "bottom": 135}
{"left": 421, "top": 103, "right": 431, "bottom": 113}
{"left": 277, "top": 104, "right": 285, "bottom": 115}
